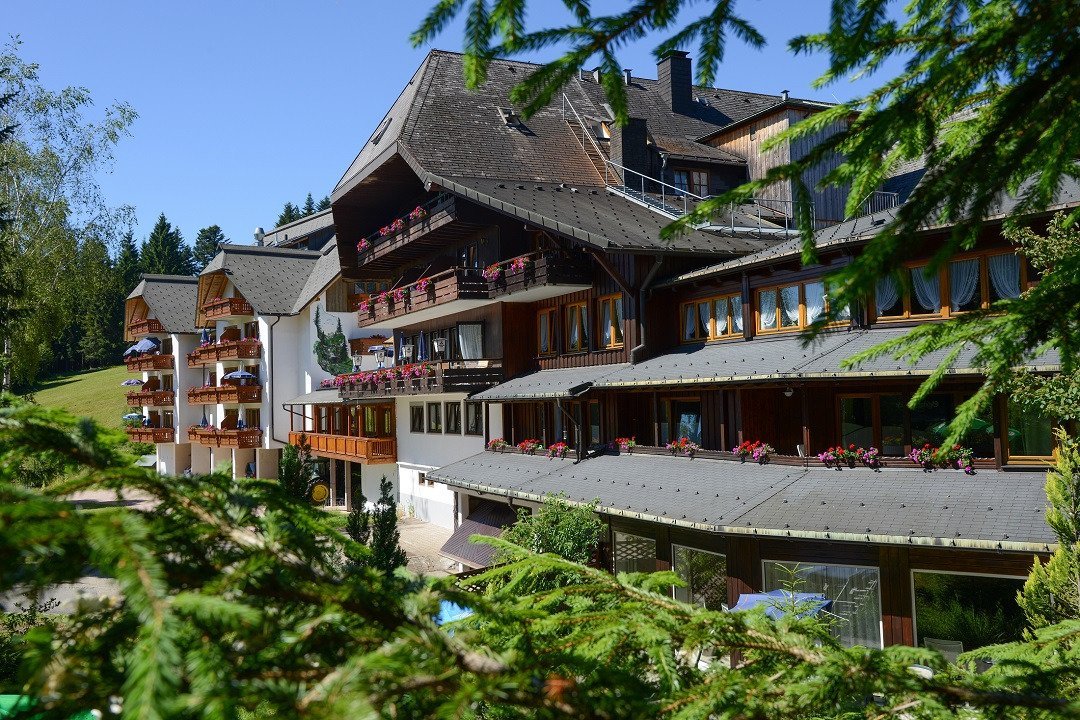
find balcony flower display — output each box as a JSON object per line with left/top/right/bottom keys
{"left": 408, "top": 205, "right": 427, "bottom": 221}
{"left": 482, "top": 263, "right": 503, "bottom": 282}
{"left": 613, "top": 436, "right": 636, "bottom": 453}
{"left": 517, "top": 439, "right": 542, "bottom": 455}
{"left": 393, "top": 286, "right": 409, "bottom": 304}
{"left": 357, "top": 238, "right": 370, "bottom": 253}
{"left": 858, "top": 446, "right": 881, "bottom": 469}
{"left": 910, "top": 444, "right": 937, "bottom": 471}
{"left": 667, "top": 437, "right": 700, "bottom": 458}
{"left": 358, "top": 299, "right": 370, "bottom": 314}
{"left": 547, "top": 441, "right": 569, "bottom": 459}
{"left": 818, "top": 444, "right": 858, "bottom": 468}
{"left": 509, "top": 256, "right": 529, "bottom": 273}
{"left": 414, "top": 276, "right": 430, "bottom": 294}
{"left": 733, "top": 439, "right": 773, "bottom": 464}
{"left": 910, "top": 443, "right": 976, "bottom": 474}
{"left": 487, "top": 438, "right": 508, "bottom": 451}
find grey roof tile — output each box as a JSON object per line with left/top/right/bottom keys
{"left": 473, "top": 364, "right": 630, "bottom": 401}
{"left": 439, "top": 499, "right": 518, "bottom": 567}
{"left": 127, "top": 274, "right": 200, "bottom": 334}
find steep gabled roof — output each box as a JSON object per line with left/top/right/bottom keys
{"left": 262, "top": 208, "right": 335, "bottom": 247}
{"left": 126, "top": 274, "right": 200, "bottom": 335}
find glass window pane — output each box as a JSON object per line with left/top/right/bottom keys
{"left": 713, "top": 297, "right": 729, "bottom": 336}
{"left": 759, "top": 290, "right": 777, "bottom": 330}
{"left": 410, "top": 404, "right": 424, "bottom": 433}
{"left": 949, "top": 258, "right": 982, "bottom": 312}
{"left": 804, "top": 281, "right": 825, "bottom": 324}
{"left": 731, "top": 295, "right": 743, "bottom": 332}
{"left": 568, "top": 306, "right": 582, "bottom": 349}
{"left": 910, "top": 394, "right": 954, "bottom": 448}
{"left": 840, "top": 397, "right": 874, "bottom": 448}
{"left": 672, "top": 400, "right": 702, "bottom": 444}
{"left": 913, "top": 572, "right": 1025, "bottom": 654}
{"left": 601, "top": 301, "right": 613, "bottom": 347}
{"left": 580, "top": 305, "right": 589, "bottom": 348}
{"left": 426, "top": 402, "right": 442, "bottom": 432}
{"left": 673, "top": 545, "right": 728, "bottom": 611}
{"left": 614, "top": 531, "right": 656, "bottom": 574}
{"left": 589, "top": 401, "right": 601, "bottom": 446}
{"left": 779, "top": 285, "right": 801, "bottom": 327}
{"left": 910, "top": 266, "right": 941, "bottom": 314}
{"left": 879, "top": 395, "right": 906, "bottom": 456}
{"left": 445, "top": 402, "right": 461, "bottom": 434}
{"left": 613, "top": 298, "right": 624, "bottom": 344}
{"left": 763, "top": 561, "right": 882, "bottom": 648}
{"left": 875, "top": 276, "right": 902, "bottom": 316}
{"left": 697, "top": 302, "right": 710, "bottom": 338}
{"left": 464, "top": 402, "right": 483, "bottom": 435}
{"left": 539, "top": 312, "right": 550, "bottom": 354}
{"left": 1008, "top": 400, "right": 1053, "bottom": 457}
{"left": 683, "top": 305, "right": 697, "bottom": 340}
{"left": 988, "top": 253, "right": 1022, "bottom": 301}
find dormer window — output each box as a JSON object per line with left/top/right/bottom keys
{"left": 497, "top": 107, "right": 520, "bottom": 126}
{"left": 370, "top": 116, "right": 392, "bottom": 146}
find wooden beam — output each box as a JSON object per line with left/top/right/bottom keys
{"left": 586, "top": 248, "right": 634, "bottom": 297}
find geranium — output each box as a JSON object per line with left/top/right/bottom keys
{"left": 734, "top": 439, "right": 773, "bottom": 463}
{"left": 547, "top": 441, "right": 569, "bottom": 459}
{"left": 378, "top": 225, "right": 392, "bottom": 237}
{"left": 414, "top": 277, "right": 430, "bottom": 293}
{"left": 940, "top": 444, "right": 976, "bottom": 474}
{"left": 487, "top": 438, "right": 508, "bottom": 451}
{"left": 819, "top": 444, "right": 859, "bottom": 467}
{"left": 667, "top": 437, "right": 700, "bottom": 457}
{"left": 509, "top": 256, "right": 528, "bottom": 272}
{"left": 517, "top": 439, "right": 542, "bottom": 455}
{"left": 613, "top": 436, "right": 636, "bottom": 452}
{"left": 358, "top": 300, "right": 370, "bottom": 314}
{"left": 910, "top": 443, "right": 937, "bottom": 470}
{"left": 857, "top": 446, "right": 881, "bottom": 469}
{"left": 357, "top": 238, "right": 370, "bottom": 252}
{"left": 377, "top": 291, "right": 389, "bottom": 305}
{"left": 390, "top": 217, "right": 405, "bottom": 232}
{"left": 482, "top": 263, "right": 503, "bottom": 282}
{"left": 393, "top": 286, "right": 408, "bottom": 303}
{"left": 408, "top": 205, "right": 427, "bottom": 221}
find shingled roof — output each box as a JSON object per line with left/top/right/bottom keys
{"left": 126, "top": 275, "right": 200, "bottom": 334}
{"left": 428, "top": 451, "right": 1055, "bottom": 553}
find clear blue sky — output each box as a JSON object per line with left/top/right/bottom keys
{"left": 7, "top": 1, "right": 897, "bottom": 250}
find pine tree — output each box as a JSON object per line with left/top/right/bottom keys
{"left": 140, "top": 214, "right": 195, "bottom": 276}
{"left": 192, "top": 225, "right": 225, "bottom": 271}
{"left": 369, "top": 476, "right": 407, "bottom": 573}
{"left": 0, "top": 80, "right": 24, "bottom": 391}
{"left": 316, "top": 195, "right": 331, "bottom": 212}
{"left": 278, "top": 435, "right": 315, "bottom": 500}
{"left": 75, "top": 237, "right": 122, "bottom": 367}
{"left": 302, "top": 193, "right": 316, "bottom": 217}
{"left": 345, "top": 486, "right": 371, "bottom": 546}
{"left": 276, "top": 201, "right": 301, "bottom": 227}
{"left": 114, "top": 230, "right": 141, "bottom": 294}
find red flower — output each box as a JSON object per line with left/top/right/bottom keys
{"left": 849, "top": 443, "right": 855, "bottom": 449}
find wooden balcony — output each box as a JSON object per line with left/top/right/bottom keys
{"left": 186, "top": 384, "right": 263, "bottom": 405}
{"left": 128, "top": 318, "right": 163, "bottom": 336}
{"left": 187, "top": 427, "right": 263, "bottom": 449}
{"left": 126, "top": 354, "right": 174, "bottom": 372}
{"left": 288, "top": 432, "right": 396, "bottom": 464}
{"left": 186, "top": 339, "right": 262, "bottom": 367}
{"left": 203, "top": 297, "right": 253, "bottom": 320}
{"left": 356, "top": 252, "right": 592, "bottom": 330}
{"left": 126, "top": 426, "right": 175, "bottom": 443}
{"left": 126, "top": 390, "right": 175, "bottom": 407}
{"left": 338, "top": 360, "right": 503, "bottom": 400}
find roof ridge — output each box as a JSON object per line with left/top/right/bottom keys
{"left": 217, "top": 244, "right": 322, "bottom": 259}
{"left": 268, "top": 207, "right": 333, "bottom": 233}
{"left": 139, "top": 273, "right": 199, "bottom": 283}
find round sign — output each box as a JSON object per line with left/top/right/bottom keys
{"left": 310, "top": 483, "right": 329, "bottom": 503}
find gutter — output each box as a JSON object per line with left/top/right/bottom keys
{"left": 630, "top": 258, "right": 664, "bottom": 364}
{"left": 265, "top": 315, "right": 285, "bottom": 445}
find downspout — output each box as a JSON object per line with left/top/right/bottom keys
{"left": 630, "top": 258, "right": 665, "bottom": 364}
{"left": 556, "top": 398, "right": 584, "bottom": 464}
{"left": 266, "top": 315, "right": 285, "bottom": 444}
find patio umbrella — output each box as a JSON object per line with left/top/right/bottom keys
{"left": 729, "top": 590, "right": 833, "bottom": 620}
{"left": 120, "top": 378, "right": 144, "bottom": 386}
{"left": 417, "top": 331, "right": 428, "bottom": 361}
{"left": 200, "top": 328, "right": 211, "bottom": 343}
{"left": 435, "top": 600, "right": 473, "bottom": 626}
{"left": 132, "top": 337, "right": 160, "bottom": 354}
{"left": 122, "top": 344, "right": 140, "bottom": 356}
{"left": 221, "top": 370, "right": 257, "bottom": 381}
{"left": 122, "top": 413, "right": 144, "bottom": 421}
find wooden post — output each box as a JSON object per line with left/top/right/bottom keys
{"left": 652, "top": 391, "right": 660, "bottom": 447}
{"left": 801, "top": 385, "right": 809, "bottom": 468}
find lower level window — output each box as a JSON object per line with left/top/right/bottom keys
{"left": 445, "top": 401, "right": 462, "bottom": 434}
{"left": 912, "top": 571, "right": 1025, "bottom": 658}
{"left": 660, "top": 399, "right": 702, "bottom": 445}
{"left": 762, "top": 561, "right": 882, "bottom": 648}
{"left": 1006, "top": 399, "right": 1054, "bottom": 460}
{"left": 464, "top": 401, "right": 483, "bottom": 435}
{"left": 672, "top": 545, "right": 727, "bottom": 611}
{"left": 427, "top": 402, "right": 442, "bottom": 433}
{"left": 613, "top": 531, "right": 655, "bottom": 574}
{"left": 409, "top": 404, "right": 424, "bottom": 433}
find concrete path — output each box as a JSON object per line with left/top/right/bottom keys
{"left": 399, "top": 517, "right": 457, "bottom": 577}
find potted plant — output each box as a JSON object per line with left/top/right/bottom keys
{"left": 667, "top": 437, "right": 700, "bottom": 458}
{"left": 941, "top": 444, "right": 976, "bottom": 474}
{"left": 614, "top": 436, "right": 636, "bottom": 453}
{"left": 751, "top": 441, "right": 774, "bottom": 464}
{"left": 517, "top": 439, "right": 542, "bottom": 455}
{"left": 487, "top": 438, "right": 508, "bottom": 452}
{"left": 547, "top": 441, "right": 569, "bottom": 459}
{"left": 408, "top": 205, "right": 427, "bottom": 222}
{"left": 856, "top": 446, "right": 882, "bottom": 470}
{"left": 482, "top": 263, "right": 504, "bottom": 282}
{"left": 910, "top": 443, "right": 937, "bottom": 471}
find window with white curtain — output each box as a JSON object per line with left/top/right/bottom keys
{"left": 876, "top": 252, "right": 1026, "bottom": 321}
{"left": 599, "top": 295, "right": 624, "bottom": 348}
{"left": 909, "top": 266, "right": 942, "bottom": 314}
{"left": 457, "top": 322, "right": 484, "bottom": 360}
{"left": 875, "top": 276, "right": 902, "bottom": 316}
{"left": 988, "top": 253, "right": 1022, "bottom": 301}
{"left": 731, "top": 295, "right": 743, "bottom": 332}
{"left": 949, "top": 258, "right": 981, "bottom": 312}
{"left": 779, "top": 285, "right": 801, "bottom": 327}
{"left": 758, "top": 289, "right": 778, "bottom": 330}
{"left": 537, "top": 309, "right": 555, "bottom": 355}
{"left": 566, "top": 302, "right": 588, "bottom": 351}
{"left": 681, "top": 293, "right": 741, "bottom": 341}
{"left": 763, "top": 561, "right": 883, "bottom": 648}
{"left": 804, "top": 281, "right": 826, "bottom": 324}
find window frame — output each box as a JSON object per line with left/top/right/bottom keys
{"left": 565, "top": 301, "right": 589, "bottom": 352}
{"left": 756, "top": 280, "right": 850, "bottom": 334}
{"left": 426, "top": 402, "right": 442, "bottom": 433}
{"left": 463, "top": 401, "right": 484, "bottom": 436}
{"left": 409, "top": 403, "right": 425, "bottom": 433}
{"left": 597, "top": 294, "right": 625, "bottom": 349}
{"left": 1003, "top": 398, "right": 1056, "bottom": 464}
{"left": 444, "top": 401, "right": 462, "bottom": 434}
{"left": 537, "top": 307, "right": 557, "bottom": 356}
{"left": 679, "top": 292, "right": 742, "bottom": 343}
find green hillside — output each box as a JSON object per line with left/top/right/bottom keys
{"left": 31, "top": 365, "right": 131, "bottom": 429}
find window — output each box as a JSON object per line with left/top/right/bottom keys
{"left": 680, "top": 293, "right": 741, "bottom": 342}
{"left": 445, "top": 401, "right": 462, "bottom": 434}
{"left": 839, "top": 396, "right": 874, "bottom": 448}
{"left": 537, "top": 308, "right": 557, "bottom": 356}
{"left": 757, "top": 281, "right": 850, "bottom": 333}
{"left": 161, "top": 374, "right": 174, "bottom": 390}
{"left": 1005, "top": 399, "right": 1054, "bottom": 460}
{"left": 587, "top": 400, "right": 601, "bottom": 446}
{"left": 464, "top": 401, "right": 483, "bottom": 436}
{"left": 673, "top": 170, "right": 689, "bottom": 193}
{"left": 243, "top": 408, "right": 260, "bottom": 428}
{"left": 244, "top": 321, "right": 259, "bottom": 339}
{"left": 660, "top": 399, "right": 702, "bottom": 445}
{"left": 598, "top": 295, "right": 624, "bottom": 348}
{"left": 426, "top": 402, "right": 442, "bottom": 433}
{"left": 566, "top": 302, "right": 589, "bottom": 352}
{"left": 913, "top": 571, "right": 1025, "bottom": 656}
{"left": 763, "top": 561, "right": 883, "bottom": 648}
{"left": 835, "top": 393, "right": 994, "bottom": 458}
{"left": 614, "top": 531, "right": 655, "bottom": 573}
{"left": 409, "top": 404, "right": 424, "bottom": 433}
{"left": 874, "top": 252, "right": 1026, "bottom": 321}
{"left": 690, "top": 170, "right": 709, "bottom": 197}
{"left": 672, "top": 545, "right": 727, "bottom": 611}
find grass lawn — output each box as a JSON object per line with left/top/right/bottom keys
{"left": 30, "top": 365, "right": 131, "bottom": 429}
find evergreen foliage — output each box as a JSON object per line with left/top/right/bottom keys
{"left": 312, "top": 307, "right": 353, "bottom": 375}
{"left": 140, "top": 213, "right": 195, "bottom": 276}
{"left": 275, "top": 201, "right": 302, "bottom": 227}
{"left": 345, "top": 486, "right": 371, "bottom": 546}
{"left": 192, "top": 224, "right": 226, "bottom": 271}
{"left": 302, "top": 193, "right": 316, "bottom": 217}
{"left": 75, "top": 237, "right": 124, "bottom": 367}
{"left": 278, "top": 435, "right": 315, "bottom": 501}
{"left": 316, "top": 195, "right": 331, "bottom": 212}
{"left": 499, "top": 495, "right": 603, "bottom": 565}
{"left": 368, "top": 476, "right": 407, "bottom": 573}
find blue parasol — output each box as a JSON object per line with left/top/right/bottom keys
{"left": 123, "top": 345, "right": 140, "bottom": 357}
{"left": 221, "top": 370, "right": 257, "bottom": 381}
{"left": 417, "top": 331, "right": 428, "bottom": 361}
{"left": 435, "top": 601, "right": 473, "bottom": 626}
{"left": 120, "top": 379, "right": 144, "bottom": 386}
{"left": 122, "top": 412, "right": 144, "bottom": 420}
{"left": 729, "top": 589, "right": 833, "bottom": 620}
{"left": 132, "top": 337, "right": 160, "bottom": 354}
{"left": 200, "top": 328, "right": 211, "bottom": 343}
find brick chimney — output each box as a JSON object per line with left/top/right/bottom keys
{"left": 657, "top": 50, "right": 692, "bottom": 114}
{"left": 610, "top": 118, "right": 649, "bottom": 179}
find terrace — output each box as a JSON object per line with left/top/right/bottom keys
{"left": 126, "top": 354, "right": 174, "bottom": 372}
{"left": 336, "top": 360, "right": 503, "bottom": 400}
{"left": 127, "top": 318, "right": 163, "bottom": 336}
{"left": 126, "top": 390, "right": 175, "bottom": 407}
{"left": 186, "top": 338, "right": 262, "bottom": 367}
{"left": 202, "top": 296, "right": 254, "bottom": 320}
{"left": 187, "top": 427, "right": 263, "bottom": 449}
{"left": 125, "top": 426, "right": 175, "bottom": 443}
{"left": 288, "top": 432, "right": 397, "bottom": 464}
{"left": 356, "top": 251, "right": 592, "bottom": 330}
{"left": 186, "top": 384, "right": 263, "bottom": 405}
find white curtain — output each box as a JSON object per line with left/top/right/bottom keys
{"left": 910, "top": 267, "right": 941, "bottom": 314}
{"left": 763, "top": 561, "right": 883, "bottom": 649}
{"left": 539, "top": 314, "right": 550, "bottom": 353}
{"left": 949, "top": 259, "right": 981, "bottom": 311}
{"left": 613, "top": 298, "right": 624, "bottom": 343}
{"left": 875, "top": 276, "right": 900, "bottom": 315}
{"left": 713, "top": 297, "right": 729, "bottom": 335}
{"left": 780, "top": 285, "right": 801, "bottom": 326}
{"left": 988, "top": 253, "right": 1021, "bottom": 299}
{"left": 698, "top": 302, "right": 711, "bottom": 338}
{"left": 804, "top": 281, "right": 825, "bottom": 324}
{"left": 570, "top": 306, "right": 582, "bottom": 348}
{"left": 601, "top": 302, "right": 613, "bottom": 347}
{"left": 731, "top": 296, "right": 743, "bottom": 332}
{"left": 580, "top": 306, "right": 589, "bottom": 347}
{"left": 683, "top": 305, "right": 696, "bottom": 339}
{"left": 458, "top": 323, "right": 483, "bottom": 359}
{"left": 759, "top": 290, "right": 777, "bottom": 330}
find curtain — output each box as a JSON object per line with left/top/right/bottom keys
{"left": 570, "top": 307, "right": 581, "bottom": 348}
{"left": 539, "top": 314, "right": 550, "bottom": 353}
{"left": 580, "top": 306, "right": 589, "bottom": 348}
{"left": 780, "top": 285, "right": 801, "bottom": 326}
{"left": 910, "top": 267, "right": 941, "bottom": 313}
{"left": 731, "top": 296, "right": 743, "bottom": 332}
{"left": 804, "top": 281, "right": 825, "bottom": 324}
{"left": 613, "top": 298, "right": 624, "bottom": 344}
{"left": 875, "top": 276, "right": 900, "bottom": 315}
{"left": 949, "top": 259, "right": 981, "bottom": 311}
{"left": 697, "top": 302, "right": 711, "bottom": 338}
{"left": 672, "top": 546, "right": 728, "bottom": 612}
{"left": 683, "top": 305, "right": 696, "bottom": 339}
{"left": 759, "top": 290, "right": 777, "bottom": 330}
{"left": 601, "top": 302, "right": 613, "bottom": 347}
{"left": 713, "top": 297, "right": 729, "bottom": 335}
{"left": 988, "top": 253, "right": 1021, "bottom": 299}
{"left": 458, "top": 323, "right": 483, "bottom": 360}
{"left": 763, "top": 562, "right": 882, "bottom": 649}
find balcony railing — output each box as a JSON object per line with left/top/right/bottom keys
{"left": 187, "top": 427, "right": 263, "bottom": 449}
{"left": 288, "top": 432, "right": 397, "bottom": 464}
{"left": 356, "top": 251, "right": 591, "bottom": 329}
{"left": 126, "top": 390, "right": 175, "bottom": 407}
{"left": 128, "top": 318, "right": 163, "bottom": 336}
{"left": 202, "top": 297, "right": 253, "bottom": 320}
{"left": 186, "top": 384, "right": 263, "bottom": 405}
{"left": 126, "top": 354, "right": 174, "bottom": 372}
{"left": 338, "top": 360, "right": 503, "bottom": 400}
{"left": 126, "top": 426, "right": 175, "bottom": 443}
{"left": 186, "top": 339, "right": 262, "bottom": 367}
{"left": 354, "top": 194, "right": 484, "bottom": 273}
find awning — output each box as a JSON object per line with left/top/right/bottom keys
{"left": 593, "top": 329, "right": 1061, "bottom": 389}
{"left": 472, "top": 364, "right": 629, "bottom": 401}
{"left": 439, "top": 499, "right": 518, "bottom": 568}
{"left": 428, "top": 450, "right": 1055, "bottom": 553}
{"left": 281, "top": 388, "right": 344, "bottom": 406}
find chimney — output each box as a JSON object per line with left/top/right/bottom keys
{"left": 591, "top": 67, "right": 601, "bottom": 83}
{"left": 657, "top": 50, "right": 692, "bottom": 114}
{"left": 253, "top": 227, "right": 265, "bottom": 246}
{"left": 609, "top": 117, "right": 649, "bottom": 178}
{"left": 623, "top": 68, "right": 632, "bottom": 85}
{"left": 781, "top": 89, "right": 790, "bottom": 102}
